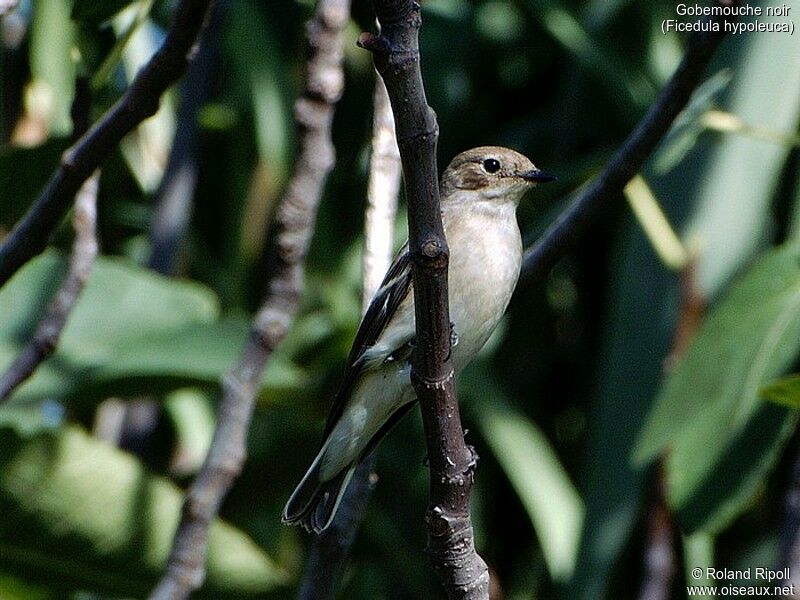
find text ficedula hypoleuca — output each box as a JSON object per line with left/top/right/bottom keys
{"left": 283, "top": 146, "right": 556, "bottom": 533}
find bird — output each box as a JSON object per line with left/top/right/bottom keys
{"left": 282, "top": 146, "right": 556, "bottom": 533}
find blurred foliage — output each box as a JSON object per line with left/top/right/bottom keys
{"left": 0, "top": 0, "right": 799, "bottom": 598}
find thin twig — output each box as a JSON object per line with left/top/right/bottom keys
{"left": 0, "top": 0, "right": 215, "bottom": 288}
{"left": 297, "top": 75, "right": 400, "bottom": 600}
{"left": 521, "top": 0, "right": 741, "bottom": 282}
{"left": 148, "top": 1, "right": 350, "bottom": 598}
{"left": 0, "top": 174, "right": 98, "bottom": 401}
{"left": 359, "top": 2, "right": 490, "bottom": 598}
{"left": 0, "top": 78, "right": 99, "bottom": 402}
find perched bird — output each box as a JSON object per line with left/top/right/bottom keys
{"left": 283, "top": 146, "right": 555, "bottom": 533}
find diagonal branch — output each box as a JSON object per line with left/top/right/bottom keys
{"left": 0, "top": 78, "right": 99, "bottom": 402}
{"left": 0, "top": 0, "right": 215, "bottom": 288}
{"left": 297, "top": 74, "right": 401, "bottom": 600}
{"left": 148, "top": 1, "right": 351, "bottom": 598}
{"left": 521, "top": 0, "right": 741, "bottom": 282}
{"left": 359, "top": 2, "right": 490, "bottom": 598}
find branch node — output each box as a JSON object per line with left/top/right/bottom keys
{"left": 465, "top": 445, "right": 479, "bottom": 473}
{"left": 426, "top": 505, "right": 455, "bottom": 537}
{"left": 60, "top": 149, "right": 78, "bottom": 173}
{"left": 397, "top": 124, "right": 439, "bottom": 149}
{"left": 357, "top": 32, "right": 391, "bottom": 54}
{"left": 421, "top": 239, "right": 443, "bottom": 259}
{"left": 411, "top": 368, "right": 454, "bottom": 390}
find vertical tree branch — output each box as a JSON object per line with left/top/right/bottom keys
{"left": 0, "top": 77, "right": 99, "bottom": 402}
{"left": 148, "top": 1, "right": 350, "bottom": 598}
{"left": 359, "top": 3, "right": 490, "bottom": 598}
{"left": 0, "top": 0, "right": 215, "bottom": 288}
{"left": 521, "top": 1, "right": 740, "bottom": 282}
{"left": 297, "top": 75, "right": 400, "bottom": 600}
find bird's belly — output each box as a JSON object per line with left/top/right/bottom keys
{"left": 320, "top": 363, "right": 413, "bottom": 479}
{"left": 447, "top": 223, "right": 521, "bottom": 372}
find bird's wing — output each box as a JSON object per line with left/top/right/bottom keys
{"left": 322, "top": 243, "right": 414, "bottom": 438}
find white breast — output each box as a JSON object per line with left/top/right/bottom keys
{"left": 443, "top": 201, "right": 522, "bottom": 372}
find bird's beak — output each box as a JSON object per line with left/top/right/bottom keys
{"left": 518, "top": 169, "right": 557, "bottom": 183}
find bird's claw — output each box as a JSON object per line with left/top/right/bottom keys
{"left": 449, "top": 322, "right": 459, "bottom": 348}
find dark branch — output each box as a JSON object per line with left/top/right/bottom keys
{"left": 521, "top": 0, "right": 740, "bottom": 282}
{"left": 298, "top": 75, "right": 401, "bottom": 600}
{"left": 148, "top": 0, "right": 228, "bottom": 275}
{"left": 0, "top": 77, "right": 99, "bottom": 402}
{"left": 780, "top": 450, "right": 800, "bottom": 596}
{"left": 361, "top": 2, "right": 490, "bottom": 598}
{"left": 148, "top": 1, "right": 350, "bottom": 598}
{"left": 637, "top": 467, "right": 675, "bottom": 600}
{"left": 0, "top": 0, "right": 215, "bottom": 288}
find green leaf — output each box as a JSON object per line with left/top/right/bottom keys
{"left": 71, "top": 0, "right": 136, "bottom": 24}
{"left": 90, "top": 0, "right": 154, "bottom": 91}
{"left": 635, "top": 244, "right": 800, "bottom": 463}
{"left": 634, "top": 244, "right": 800, "bottom": 531}
{"left": 762, "top": 374, "right": 800, "bottom": 408}
{"left": 673, "top": 403, "right": 796, "bottom": 533}
{"left": 30, "top": 0, "right": 75, "bottom": 136}
{"left": 0, "top": 572, "right": 55, "bottom": 600}
{"left": 568, "top": 222, "right": 676, "bottom": 600}
{"left": 683, "top": 531, "right": 715, "bottom": 594}
{"left": 523, "top": 0, "right": 656, "bottom": 112}
{"left": 0, "top": 253, "right": 308, "bottom": 407}
{"left": 681, "top": 17, "right": 800, "bottom": 297}
{"left": 225, "top": 0, "right": 293, "bottom": 262}
{"left": 463, "top": 364, "right": 583, "bottom": 582}
{"left": 653, "top": 69, "right": 733, "bottom": 174}
{"left": 0, "top": 140, "right": 70, "bottom": 229}
{"left": 0, "top": 423, "right": 287, "bottom": 597}
{"left": 0, "top": 252, "right": 215, "bottom": 399}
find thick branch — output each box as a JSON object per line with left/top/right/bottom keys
{"left": 148, "top": 1, "right": 350, "bottom": 598}
{"left": 0, "top": 0, "right": 215, "bottom": 288}
{"left": 521, "top": 1, "right": 740, "bottom": 282}
{"left": 360, "top": 2, "right": 490, "bottom": 598}
{"left": 298, "top": 75, "right": 400, "bottom": 600}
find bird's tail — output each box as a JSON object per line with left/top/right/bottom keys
{"left": 282, "top": 450, "right": 356, "bottom": 534}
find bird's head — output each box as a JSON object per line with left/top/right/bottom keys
{"left": 440, "top": 146, "right": 556, "bottom": 206}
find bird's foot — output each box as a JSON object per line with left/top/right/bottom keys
{"left": 449, "top": 321, "right": 459, "bottom": 348}
{"left": 465, "top": 444, "right": 479, "bottom": 474}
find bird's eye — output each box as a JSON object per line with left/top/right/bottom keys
{"left": 482, "top": 158, "right": 501, "bottom": 174}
